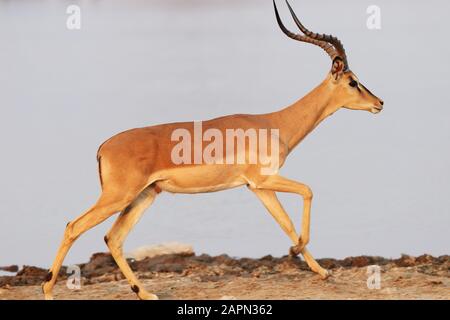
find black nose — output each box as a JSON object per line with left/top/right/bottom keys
{"left": 380, "top": 100, "right": 384, "bottom": 106}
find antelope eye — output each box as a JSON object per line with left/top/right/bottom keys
{"left": 349, "top": 80, "right": 358, "bottom": 88}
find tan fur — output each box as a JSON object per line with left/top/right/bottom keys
{"left": 42, "top": 17, "right": 383, "bottom": 301}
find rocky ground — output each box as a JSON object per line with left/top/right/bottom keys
{"left": 0, "top": 253, "right": 449, "bottom": 300}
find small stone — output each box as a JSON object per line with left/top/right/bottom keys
{"left": 318, "top": 258, "right": 339, "bottom": 269}
{"left": 416, "top": 254, "right": 435, "bottom": 264}
{"left": 395, "top": 254, "right": 416, "bottom": 267}
{"left": 342, "top": 256, "right": 371, "bottom": 268}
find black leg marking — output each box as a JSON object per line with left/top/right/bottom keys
{"left": 131, "top": 285, "right": 140, "bottom": 294}
{"left": 45, "top": 271, "right": 53, "bottom": 282}
{"left": 122, "top": 205, "right": 132, "bottom": 216}
{"left": 66, "top": 221, "right": 71, "bottom": 228}
{"left": 104, "top": 235, "right": 108, "bottom": 244}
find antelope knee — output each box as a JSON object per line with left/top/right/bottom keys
{"left": 302, "top": 187, "right": 313, "bottom": 200}
{"left": 104, "top": 234, "right": 121, "bottom": 251}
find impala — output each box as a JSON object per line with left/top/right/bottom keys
{"left": 43, "top": 0, "right": 384, "bottom": 300}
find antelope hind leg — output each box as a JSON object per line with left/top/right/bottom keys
{"left": 105, "top": 186, "right": 159, "bottom": 300}
{"left": 42, "top": 198, "right": 126, "bottom": 300}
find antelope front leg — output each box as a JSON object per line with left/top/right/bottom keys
{"left": 259, "top": 175, "right": 312, "bottom": 253}
{"left": 251, "top": 175, "right": 330, "bottom": 279}
{"left": 290, "top": 187, "right": 311, "bottom": 255}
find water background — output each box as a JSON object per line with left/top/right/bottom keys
{"left": 0, "top": 0, "right": 449, "bottom": 267}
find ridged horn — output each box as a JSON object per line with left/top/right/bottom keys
{"left": 273, "top": 0, "right": 349, "bottom": 70}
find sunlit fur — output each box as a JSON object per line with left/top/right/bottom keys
{"left": 42, "top": 9, "right": 383, "bottom": 301}
{"left": 333, "top": 71, "right": 384, "bottom": 113}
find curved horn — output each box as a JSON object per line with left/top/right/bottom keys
{"left": 273, "top": 0, "right": 349, "bottom": 70}
{"left": 285, "top": 0, "right": 348, "bottom": 69}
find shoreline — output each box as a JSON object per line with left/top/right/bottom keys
{"left": 1, "top": 252, "right": 449, "bottom": 300}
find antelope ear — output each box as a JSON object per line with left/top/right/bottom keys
{"left": 331, "top": 57, "right": 345, "bottom": 81}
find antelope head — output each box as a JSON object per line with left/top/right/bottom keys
{"left": 274, "top": 0, "right": 384, "bottom": 114}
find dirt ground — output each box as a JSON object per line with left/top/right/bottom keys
{"left": 1, "top": 253, "right": 448, "bottom": 300}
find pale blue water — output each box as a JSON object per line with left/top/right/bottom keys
{"left": 0, "top": 0, "right": 449, "bottom": 267}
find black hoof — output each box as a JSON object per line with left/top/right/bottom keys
{"left": 289, "top": 246, "right": 301, "bottom": 257}
{"left": 131, "top": 285, "right": 140, "bottom": 294}
{"left": 44, "top": 271, "right": 53, "bottom": 282}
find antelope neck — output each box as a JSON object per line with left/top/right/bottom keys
{"left": 267, "top": 77, "right": 340, "bottom": 152}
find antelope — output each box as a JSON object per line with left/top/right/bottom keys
{"left": 43, "top": 0, "right": 384, "bottom": 300}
